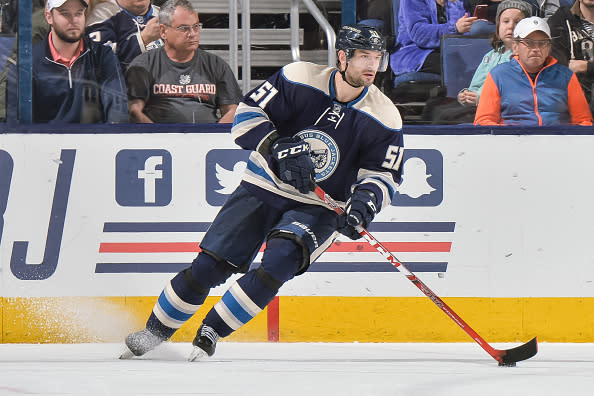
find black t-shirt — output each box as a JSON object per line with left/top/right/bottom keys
{"left": 437, "top": 4, "right": 447, "bottom": 24}
{"left": 126, "top": 47, "right": 242, "bottom": 123}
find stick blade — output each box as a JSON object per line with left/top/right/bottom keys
{"left": 498, "top": 337, "right": 538, "bottom": 365}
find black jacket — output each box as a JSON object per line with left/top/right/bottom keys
{"left": 548, "top": 4, "right": 594, "bottom": 107}
{"left": 23, "top": 35, "right": 129, "bottom": 123}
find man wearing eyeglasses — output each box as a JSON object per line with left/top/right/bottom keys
{"left": 86, "top": 0, "right": 163, "bottom": 72}
{"left": 475, "top": 16, "right": 592, "bottom": 125}
{"left": 125, "top": 0, "right": 241, "bottom": 123}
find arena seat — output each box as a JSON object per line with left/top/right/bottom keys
{"left": 440, "top": 35, "right": 492, "bottom": 98}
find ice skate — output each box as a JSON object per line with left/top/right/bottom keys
{"left": 188, "top": 324, "right": 219, "bottom": 361}
{"left": 120, "top": 328, "right": 166, "bottom": 359}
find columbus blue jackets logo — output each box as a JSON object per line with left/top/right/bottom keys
{"left": 295, "top": 129, "right": 339, "bottom": 181}
{"left": 393, "top": 149, "right": 443, "bottom": 207}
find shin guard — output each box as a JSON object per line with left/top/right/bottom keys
{"left": 203, "top": 238, "right": 302, "bottom": 337}
{"left": 146, "top": 252, "right": 236, "bottom": 338}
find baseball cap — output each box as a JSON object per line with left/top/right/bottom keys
{"left": 46, "top": 0, "right": 88, "bottom": 11}
{"left": 513, "top": 16, "right": 551, "bottom": 39}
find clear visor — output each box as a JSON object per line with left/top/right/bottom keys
{"left": 347, "top": 50, "right": 389, "bottom": 72}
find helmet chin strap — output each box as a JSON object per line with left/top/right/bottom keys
{"left": 340, "top": 62, "right": 364, "bottom": 89}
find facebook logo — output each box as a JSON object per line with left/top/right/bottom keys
{"left": 205, "top": 149, "right": 250, "bottom": 206}
{"left": 115, "top": 149, "right": 172, "bottom": 206}
{"left": 393, "top": 149, "right": 443, "bottom": 207}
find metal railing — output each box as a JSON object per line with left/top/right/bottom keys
{"left": 228, "top": 0, "right": 336, "bottom": 93}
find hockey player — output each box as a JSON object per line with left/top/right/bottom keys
{"left": 122, "top": 24, "right": 404, "bottom": 360}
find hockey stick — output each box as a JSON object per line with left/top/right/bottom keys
{"left": 314, "top": 186, "right": 537, "bottom": 366}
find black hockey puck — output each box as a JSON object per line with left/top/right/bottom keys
{"left": 498, "top": 362, "right": 516, "bottom": 367}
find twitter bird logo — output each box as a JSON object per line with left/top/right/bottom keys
{"left": 215, "top": 161, "right": 247, "bottom": 194}
{"left": 205, "top": 149, "right": 251, "bottom": 206}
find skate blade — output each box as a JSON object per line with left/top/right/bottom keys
{"left": 119, "top": 348, "right": 135, "bottom": 360}
{"left": 188, "top": 346, "right": 208, "bottom": 362}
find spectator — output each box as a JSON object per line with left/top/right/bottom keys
{"left": 541, "top": 1, "right": 576, "bottom": 19}
{"left": 427, "top": 0, "right": 531, "bottom": 123}
{"left": 548, "top": 0, "right": 594, "bottom": 111}
{"left": 86, "top": 0, "right": 162, "bottom": 72}
{"left": 466, "top": 0, "right": 506, "bottom": 36}
{"left": 460, "top": 1, "right": 532, "bottom": 105}
{"left": 1, "top": 0, "right": 45, "bottom": 34}
{"left": 467, "top": 1, "right": 569, "bottom": 36}
{"left": 357, "top": 0, "right": 391, "bottom": 31}
{"left": 475, "top": 16, "right": 592, "bottom": 125}
{"left": 390, "top": 0, "right": 476, "bottom": 77}
{"left": 86, "top": 0, "right": 118, "bottom": 26}
{"left": 8, "top": 0, "right": 128, "bottom": 123}
{"left": 126, "top": 0, "right": 241, "bottom": 123}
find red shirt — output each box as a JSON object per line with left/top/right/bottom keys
{"left": 48, "top": 30, "right": 84, "bottom": 68}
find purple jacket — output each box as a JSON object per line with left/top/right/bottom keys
{"left": 390, "top": 0, "right": 468, "bottom": 75}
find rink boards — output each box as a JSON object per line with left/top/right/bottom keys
{"left": 1, "top": 131, "right": 594, "bottom": 343}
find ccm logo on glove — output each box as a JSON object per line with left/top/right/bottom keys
{"left": 271, "top": 136, "right": 316, "bottom": 194}
{"left": 274, "top": 143, "right": 310, "bottom": 159}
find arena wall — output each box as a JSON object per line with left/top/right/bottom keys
{"left": 1, "top": 125, "right": 593, "bottom": 343}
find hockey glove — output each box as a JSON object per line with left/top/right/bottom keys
{"left": 271, "top": 136, "right": 315, "bottom": 194}
{"left": 337, "top": 189, "right": 378, "bottom": 240}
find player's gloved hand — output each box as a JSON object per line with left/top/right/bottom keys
{"left": 337, "top": 189, "right": 378, "bottom": 240}
{"left": 271, "top": 136, "right": 315, "bottom": 194}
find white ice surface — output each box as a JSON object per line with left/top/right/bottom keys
{"left": 0, "top": 342, "right": 593, "bottom": 396}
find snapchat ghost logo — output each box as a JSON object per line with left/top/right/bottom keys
{"left": 397, "top": 157, "right": 436, "bottom": 198}
{"left": 393, "top": 149, "right": 443, "bottom": 207}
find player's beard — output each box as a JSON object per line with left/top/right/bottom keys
{"left": 52, "top": 25, "right": 84, "bottom": 44}
{"left": 345, "top": 68, "right": 374, "bottom": 88}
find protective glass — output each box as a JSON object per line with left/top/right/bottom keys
{"left": 348, "top": 50, "right": 389, "bottom": 72}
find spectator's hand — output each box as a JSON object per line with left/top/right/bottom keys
{"left": 569, "top": 60, "right": 588, "bottom": 74}
{"left": 456, "top": 13, "right": 477, "bottom": 34}
{"left": 140, "top": 18, "right": 162, "bottom": 45}
{"left": 457, "top": 89, "right": 478, "bottom": 106}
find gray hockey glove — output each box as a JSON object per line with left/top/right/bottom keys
{"left": 337, "top": 189, "right": 378, "bottom": 240}
{"left": 271, "top": 136, "right": 315, "bottom": 194}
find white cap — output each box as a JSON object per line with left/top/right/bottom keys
{"left": 46, "top": 0, "right": 88, "bottom": 11}
{"left": 513, "top": 16, "right": 551, "bottom": 39}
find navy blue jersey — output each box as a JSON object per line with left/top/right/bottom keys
{"left": 231, "top": 61, "right": 404, "bottom": 212}
{"left": 86, "top": 5, "right": 163, "bottom": 71}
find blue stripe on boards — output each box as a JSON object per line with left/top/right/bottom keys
{"left": 157, "top": 292, "right": 193, "bottom": 322}
{"left": 94, "top": 261, "right": 449, "bottom": 273}
{"left": 95, "top": 263, "right": 188, "bottom": 273}
{"left": 221, "top": 291, "right": 253, "bottom": 325}
{"left": 308, "top": 262, "right": 448, "bottom": 273}
{"left": 102, "top": 221, "right": 455, "bottom": 233}
{"left": 103, "top": 222, "right": 211, "bottom": 232}
{"left": 367, "top": 222, "right": 455, "bottom": 232}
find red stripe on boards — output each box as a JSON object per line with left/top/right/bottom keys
{"left": 99, "top": 241, "right": 451, "bottom": 253}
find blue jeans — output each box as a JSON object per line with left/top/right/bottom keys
{"left": 470, "top": 20, "right": 495, "bottom": 37}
